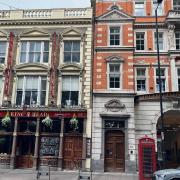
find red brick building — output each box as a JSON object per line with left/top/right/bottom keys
{"left": 92, "top": 0, "right": 180, "bottom": 173}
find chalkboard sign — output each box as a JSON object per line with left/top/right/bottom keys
{"left": 40, "top": 137, "right": 59, "bottom": 156}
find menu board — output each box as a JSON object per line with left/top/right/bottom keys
{"left": 40, "top": 137, "right": 59, "bottom": 156}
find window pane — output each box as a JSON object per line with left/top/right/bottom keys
{"left": 41, "top": 79, "right": 47, "bottom": 91}
{"left": 135, "top": 2, "right": 145, "bottom": 16}
{"left": 17, "top": 77, "right": 23, "bottom": 89}
{"left": 16, "top": 91, "right": 23, "bottom": 105}
{"left": 64, "top": 52, "right": 71, "bottom": 62}
{"left": 31, "top": 91, "right": 38, "bottom": 105}
{"left": 44, "top": 42, "right": 49, "bottom": 51}
{"left": 34, "top": 52, "right": 41, "bottom": 62}
{"left": 24, "top": 91, "right": 31, "bottom": 105}
{"left": 21, "top": 42, "right": 27, "bottom": 52}
{"left": 72, "top": 41, "right": 80, "bottom": 51}
{"left": 64, "top": 41, "right": 72, "bottom": 51}
{"left": 35, "top": 42, "right": 41, "bottom": 52}
{"left": 20, "top": 52, "right": 26, "bottom": 63}
{"left": 43, "top": 52, "right": 49, "bottom": 63}
{"left": 110, "top": 27, "right": 120, "bottom": 46}
{"left": 30, "top": 42, "right": 35, "bottom": 52}
{"left": 40, "top": 91, "right": 46, "bottom": 105}
{"left": 72, "top": 52, "right": 80, "bottom": 62}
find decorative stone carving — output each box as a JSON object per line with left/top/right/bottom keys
{"left": 168, "top": 25, "right": 176, "bottom": 50}
{"left": 105, "top": 55, "right": 124, "bottom": 62}
{"left": 105, "top": 99, "right": 125, "bottom": 112}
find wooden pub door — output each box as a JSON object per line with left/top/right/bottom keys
{"left": 63, "top": 135, "right": 83, "bottom": 169}
{"left": 105, "top": 131, "right": 125, "bottom": 172}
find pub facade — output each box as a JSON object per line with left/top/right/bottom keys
{"left": 0, "top": 8, "right": 92, "bottom": 170}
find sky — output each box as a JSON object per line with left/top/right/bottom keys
{"left": 0, "top": 0, "right": 91, "bottom": 10}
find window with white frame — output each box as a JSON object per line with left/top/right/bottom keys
{"left": 135, "top": 1, "right": 145, "bottom": 16}
{"left": 64, "top": 41, "right": 80, "bottom": 63}
{"left": 156, "top": 68, "right": 166, "bottom": 92}
{"left": 152, "top": 0, "right": 163, "bottom": 16}
{"left": 16, "top": 76, "right": 47, "bottom": 106}
{"left": 177, "top": 68, "right": 180, "bottom": 91}
{"left": 136, "top": 68, "right": 146, "bottom": 92}
{"left": 0, "top": 42, "right": 7, "bottom": 64}
{"left": 20, "top": 41, "right": 49, "bottom": 63}
{"left": 136, "top": 32, "right": 145, "bottom": 50}
{"left": 61, "top": 76, "right": 79, "bottom": 106}
{"left": 174, "top": 0, "right": 180, "bottom": 10}
{"left": 109, "top": 27, "right": 120, "bottom": 46}
{"left": 154, "top": 32, "right": 164, "bottom": 50}
{"left": 175, "top": 32, "right": 180, "bottom": 50}
{"left": 109, "top": 64, "right": 120, "bottom": 89}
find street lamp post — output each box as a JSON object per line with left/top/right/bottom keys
{"left": 155, "top": 0, "right": 165, "bottom": 169}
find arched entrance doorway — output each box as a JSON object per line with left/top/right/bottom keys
{"left": 157, "top": 110, "right": 180, "bottom": 168}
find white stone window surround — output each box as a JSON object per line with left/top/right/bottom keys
{"left": 135, "top": 67, "right": 149, "bottom": 94}
{"left": 60, "top": 37, "right": 83, "bottom": 65}
{"left": 13, "top": 74, "right": 48, "bottom": 106}
{"left": 154, "top": 67, "right": 169, "bottom": 93}
{"left": 108, "top": 25, "right": 122, "bottom": 47}
{"left": 153, "top": 30, "right": 168, "bottom": 52}
{"left": 152, "top": 0, "right": 164, "bottom": 16}
{"left": 135, "top": 30, "right": 147, "bottom": 51}
{"left": 0, "top": 74, "right": 5, "bottom": 106}
{"left": 57, "top": 72, "right": 82, "bottom": 107}
{"left": 107, "top": 62, "right": 123, "bottom": 91}
{"left": 16, "top": 37, "right": 51, "bottom": 65}
{"left": 134, "top": 0, "right": 146, "bottom": 16}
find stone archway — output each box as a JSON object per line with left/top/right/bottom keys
{"left": 157, "top": 110, "right": 180, "bottom": 168}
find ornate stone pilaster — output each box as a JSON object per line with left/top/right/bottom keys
{"left": 10, "top": 117, "right": 18, "bottom": 169}
{"left": 168, "top": 25, "right": 176, "bottom": 50}
{"left": 33, "top": 118, "right": 40, "bottom": 169}
{"left": 58, "top": 118, "right": 64, "bottom": 170}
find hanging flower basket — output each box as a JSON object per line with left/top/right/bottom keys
{"left": 42, "top": 115, "right": 53, "bottom": 129}
{"left": 1, "top": 112, "right": 11, "bottom": 127}
{"left": 69, "top": 114, "right": 78, "bottom": 132}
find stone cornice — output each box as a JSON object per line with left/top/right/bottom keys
{"left": 95, "top": 46, "right": 135, "bottom": 52}
{"left": 0, "top": 19, "right": 92, "bottom": 26}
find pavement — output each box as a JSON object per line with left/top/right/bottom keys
{"left": 0, "top": 169, "right": 138, "bottom": 180}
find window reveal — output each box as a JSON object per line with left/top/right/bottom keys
{"left": 16, "top": 76, "right": 47, "bottom": 106}
{"left": 136, "top": 68, "right": 146, "bottom": 91}
{"left": 61, "top": 76, "right": 79, "bottom": 106}
{"left": 110, "top": 27, "right": 120, "bottom": 46}
{"left": 109, "top": 64, "right": 120, "bottom": 89}
{"left": 64, "top": 41, "right": 80, "bottom": 63}
{"left": 156, "top": 68, "right": 166, "bottom": 92}
{"left": 0, "top": 42, "right": 7, "bottom": 64}
{"left": 20, "top": 41, "right": 49, "bottom": 63}
{"left": 136, "top": 32, "right": 145, "bottom": 50}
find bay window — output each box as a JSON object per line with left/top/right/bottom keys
{"left": 61, "top": 76, "right": 79, "bottom": 106}
{"left": 0, "top": 42, "right": 7, "bottom": 64}
{"left": 20, "top": 41, "right": 49, "bottom": 63}
{"left": 109, "top": 64, "right": 121, "bottom": 89}
{"left": 156, "top": 68, "right": 166, "bottom": 92}
{"left": 64, "top": 41, "right": 80, "bottom": 63}
{"left": 16, "top": 76, "right": 47, "bottom": 106}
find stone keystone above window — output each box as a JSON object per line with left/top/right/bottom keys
{"left": 105, "top": 99, "right": 125, "bottom": 112}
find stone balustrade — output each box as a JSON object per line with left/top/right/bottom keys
{"left": 23, "top": 10, "right": 52, "bottom": 18}
{"left": 64, "top": 9, "right": 87, "bottom": 17}
{"left": 0, "top": 11, "right": 10, "bottom": 18}
{"left": 0, "top": 8, "right": 92, "bottom": 20}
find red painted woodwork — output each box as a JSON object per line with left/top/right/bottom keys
{"left": 50, "top": 32, "right": 57, "bottom": 99}
{"left": 4, "top": 32, "right": 14, "bottom": 96}
{"left": 0, "top": 111, "right": 87, "bottom": 118}
{"left": 138, "top": 136, "right": 156, "bottom": 180}
{"left": 105, "top": 131, "right": 125, "bottom": 172}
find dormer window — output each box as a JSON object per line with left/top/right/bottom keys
{"left": 64, "top": 41, "right": 80, "bottom": 63}
{"left": 20, "top": 41, "right": 49, "bottom": 63}
{"left": 0, "top": 42, "right": 7, "bottom": 64}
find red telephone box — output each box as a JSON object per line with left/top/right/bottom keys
{"left": 138, "top": 136, "right": 156, "bottom": 180}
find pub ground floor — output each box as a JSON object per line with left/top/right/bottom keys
{"left": 0, "top": 109, "right": 91, "bottom": 170}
